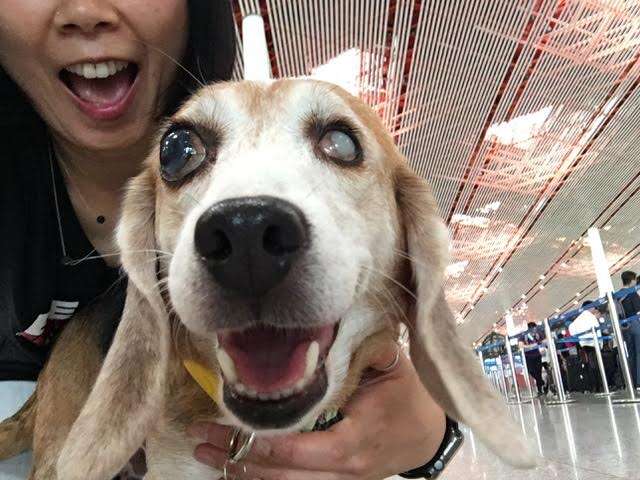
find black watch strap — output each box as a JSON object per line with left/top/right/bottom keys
{"left": 399, "top": 416, "right": 464, "bottom": 479}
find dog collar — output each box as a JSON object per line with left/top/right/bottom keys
{"left": 183, "top": 360, "right": 341, "bottom": 432}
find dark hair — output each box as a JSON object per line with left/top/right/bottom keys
{"left": 527, "top": 322, "right": 537, "bottom": 329}
{"left": 0, "top": 0, "right": 236, "bottom": 132}
{"left": 582, "top": 300, "right": 593, "bottom": 309}
{"left": 621, "top": 271, "right": 637, "bottom": 287}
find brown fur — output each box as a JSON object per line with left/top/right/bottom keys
{"left": 0, "top": 389, "right": 35, "bottom": 460}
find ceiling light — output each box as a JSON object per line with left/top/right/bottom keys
{"left": 478, "top": 201, "right": 501, "bottom": 214}
{"left": 485, "top": 106, "right": 553, "bottom": 149}
{"left": 445, "top": 260, "right": 469, "bottom": 278}
{"left": 450, "top": 214, "right": 491, "bottom": 228}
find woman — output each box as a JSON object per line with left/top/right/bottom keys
{"left": 0, "top": 1, "right": 446, "bottom": 479}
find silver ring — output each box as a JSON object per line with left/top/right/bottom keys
{"left": 228, "top": 429, "right": 256, "bottom": 463}
{"left": 223, "top": 459, "right": 247, "bottom": 480}
{"left": 379, "top": 348, "right": 400, "bottom": 372}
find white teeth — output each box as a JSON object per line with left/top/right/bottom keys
{"left": 82, "top": 63, "right": 97, "bottom": 79}
{"left": 304, "top": 341, "right": 320, "bottom": 380}
{"left": 95, "top": 63, "right": 109, "bottom": 78}
{"left": 294, "top": 377, "right": 307, "bottom": 393}
{"left": 216, "top": 348, "right": 237, "bottom": 384}
{"left": 65, "top": 61, "right": 130, "bottom": 79}
{"left": 245, "top": 387, "right": 258, "bottom": 399}
{"left": 230, "top": 383, "right": 301, "bottom": 401}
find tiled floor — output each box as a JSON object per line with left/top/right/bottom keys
{"left": 414, "top": 393, "right": 640, "bottom": 480}
{"left": 3, "top": 383, "right": 640, "bottom": 479}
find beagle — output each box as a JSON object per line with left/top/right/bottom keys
{"left": 0, "top": 79, "right": 534, "bottom": 479}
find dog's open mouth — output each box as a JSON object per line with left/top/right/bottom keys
{"left": 217, "top": 323, "right": 338, "bottom": 428}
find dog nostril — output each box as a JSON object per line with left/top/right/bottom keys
{"left": 208, "top": 230, "right": 233, "bottom": 261}
{"left": 263, "top": 225, "right": 300, "bottom": 256}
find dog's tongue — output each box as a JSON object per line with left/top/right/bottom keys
{"left": 218, "top": 325, "right": 334, "bottom": 393}
{"left": 66, "top": 68, "right": 134, "bottom": 106}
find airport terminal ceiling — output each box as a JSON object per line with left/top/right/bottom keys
{"left": 230, "top": 0, "right": 640, "bottom": 344}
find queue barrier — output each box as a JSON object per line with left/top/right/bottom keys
{"left": 478, "top": 312, "right": 640, "bottom": 404}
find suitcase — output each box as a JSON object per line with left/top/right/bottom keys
{"left": 602, "top": 350, "right": 620, "bottom": 390}
{"left": 565, "top": 355, "right": 590, "bottom": 392}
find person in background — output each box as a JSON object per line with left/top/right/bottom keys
{"left": 569, "top": 301, "right": 604, "bottom": 392}
{"left": 620, "top": 271, "right": 640, "bottom": 387}
{"left": 522, "top": 322, "right": 546, "bottom": 396}
{"left": 539, "top": 342, "right": 552, "bottom": 394}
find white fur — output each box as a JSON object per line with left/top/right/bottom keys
{"left": 167, "top": 82, "right": 398, "bottom": 432}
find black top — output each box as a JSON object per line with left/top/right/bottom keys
{"left": 522, "top": 329, "right": 543, "bottom": 358}
{"left": 1, "top": 127, "right": 121, "bottom": 380}
{"left": 622, "top": 291, "right": 640, "bottom": 320}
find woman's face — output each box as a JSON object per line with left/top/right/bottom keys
{"left": 0, "top": 0, "right": 188, "bottom": 153}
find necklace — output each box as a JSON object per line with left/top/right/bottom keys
{"left": 48, "top": 143, "right": 104, "bottom": 266}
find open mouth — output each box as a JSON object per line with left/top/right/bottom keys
{"left": 59, "top": 60, "right": 139, "bottom": 121}
{"left": 217, "top": 323, "right": 338, "bottom": 429}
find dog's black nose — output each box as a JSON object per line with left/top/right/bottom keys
{"left": 194, "top": 196, "right": 309, "bottom": 297}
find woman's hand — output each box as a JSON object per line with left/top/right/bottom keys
{"left": 187, "top": 342, "right": 447, "bottom": 480}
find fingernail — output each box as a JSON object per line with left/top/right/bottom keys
{"left": 187, "top": 423, "right": 208, "bottom": 440}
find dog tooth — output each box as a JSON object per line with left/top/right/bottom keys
{"left": 245, "top": 388, "right": 258, "bottom": 399}
{"left": 235, "top": 383, "right": 247, "bottom": 394}
{"left": 294, "top": 377, "right": 307, "bottom": 393}
{"left": 304, "top": 341, "right": 319, "bottom": 380}
{"left": 216, "top": 348, "right": 237, "bottom": 384}
{"left": 258, "top": 392, "right": 270, "bottom": 401}
{"left": 280, "top": 387, "right": 294, "bottom": 398}
{"left": 271, "top": 392, "right": 283, "bottom": 400}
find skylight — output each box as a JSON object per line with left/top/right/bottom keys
{"left": 485, "top": 106, "right": 553, "bottom": 149}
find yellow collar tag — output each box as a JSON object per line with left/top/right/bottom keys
{"left": 183, "top": 359, "right": 220, "bottom": 404}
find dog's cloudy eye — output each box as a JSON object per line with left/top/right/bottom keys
{"left": 319, "top": 130, "right": 359, "bottom": 164}
{"left": 160, "top": 128, "right": 207, "bottom": 182}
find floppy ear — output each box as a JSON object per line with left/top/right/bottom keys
{"left": 395, "top": 165, "right": 536, "bottom": 468}
{"left": 57, "top": 170, "right": 170, "bottom": 480}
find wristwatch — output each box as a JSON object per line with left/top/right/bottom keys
{"left": 399, "top": 416, "right": 464, "bottom": 479}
